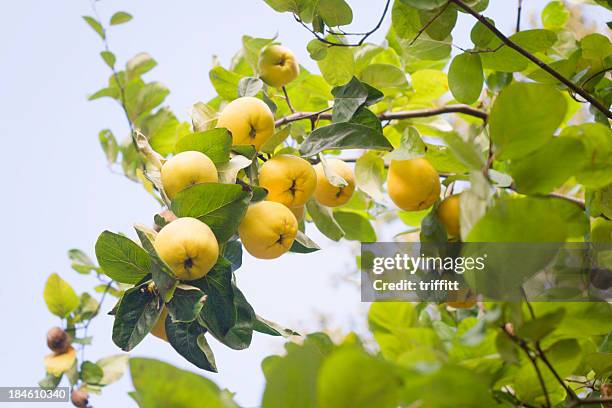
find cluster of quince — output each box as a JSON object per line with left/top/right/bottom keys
{"left": 151, "top": 43, "right": 462, "bottom": 289}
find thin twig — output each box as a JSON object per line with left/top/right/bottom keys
{"left": 282, "top": 86, "right": 295, "bottom": 113}
{"left": 275, "top": 104, "right": 488, "bottom": 127}
{"left": 89, "top": 0, "right": 136, "bottom": 146}
{"left": 293, "top": 0, "right": 391, "bottom": 47}
{"left": 502, "top": 325, "right": 552, "bottom": 408}
{"left": 516, "top": 0, "right": 523, "bottom": 32}
{"left": 450, "top": 0, "right": 611, "bottom": 119}
{"left": 409, "top": 2, "right": 451, "bottom": 46}
{"left": 80, "top": 280, "right": 114, "bottom": 362}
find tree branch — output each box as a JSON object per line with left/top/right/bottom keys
{"left": 450, "top": 0, "right": 611, "bottom": 119}
{"left": 294, "top": 0, "right": 391, "bottom": 47}
{"left": 275, "top": 104, "right": 488, "bottom": 127}
{"left": 409, "top": 1, "right": 451, "bottom": 46}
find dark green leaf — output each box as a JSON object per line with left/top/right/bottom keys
{"left": 254, "top": 315, "right": 300, "bottom": 337}
{"left": 300, "top": 123, "right": 392, "bottom": 157}
{"left": 290, "top": 231, "right": 321, "bottom": 253}
{"left": 165, "top": 319, "right": 217, "bottom": 372}
{"left": 191, "top": 259, "right": 235, "bottom": 337}
{"left": 112, "top": 282, "right": 162, "bottom": 351}
{"left": 171, "top": 183, "right": 252, "bottom": 242}
{"left": 167, "top": 286, "right": 206, "bottom": 323}
{"left": 134, "top": 226, "right": 178, "bottom": 303}
{"left": 331, "top": 77, "right": 369, "bottom": 123}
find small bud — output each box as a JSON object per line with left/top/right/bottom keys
{"left": 504, "top": 323, "right": 515, "bottom": 336}
{"left": 153, "top": 210, "right": 178, "bottom": 232}
{"left": 46, "top": 327, "right": 71, "bottom": 354}
{"left": 71, "top": 389, "right": 89, "bottom": 408}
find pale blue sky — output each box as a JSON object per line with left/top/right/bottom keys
{"left": 0, "top": 0, "right": 603, "bottom": 406}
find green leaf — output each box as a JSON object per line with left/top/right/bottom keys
{"left": 580, "top": 33, "right": 612, "bottom": 60}
{"left": 80, "top": 361, "right": 104, "bottom": 384}
{"left": 262, "top": 334, "right": 335, "bottom": 408}
{"left": 369, "top": 302, "right": 417, "bottom": 334}
{"left": 260, "top": 126, "right": 292, "bottom": 154}
{"left": 541, "top": 1, "right": 569, "bottom": 29}
{"left": 400, "top": 0, "right": 447, "bottom": 10}
{"left": 110, "top": 11, "right": 133, "bottom": 25}
{"left": 95, "top": 231, "right": 151, "bottom": 284}
{"left": 238, "top": 77, "right": 263, "bottom": 97}
{"left": 112, "top": 282, "right": 162, "bottom": 351}
{"left": 129, "top": 358, "right": 235, "bottom": 407}
{"left": 171, "top": 183, "right": 252, "bottom": 243}
{"left": 96, "top": 354, "right": 129, "bottom": 386}
{"left": 100, "top": 51, "right": 116, "bottom": 69}
{"left": 191, "top": 259, "right": 235, "bottom": 337}
{"left": 99, "top": 129, "right": 119, "bottom": 164}
{"left": 190, "top": 102, "right": 217, "bottom": 132}
{"left": 359, "top": 63, "right": 408, "bottom": 89}
{"left": 68, "top": 249, "right": 98, "bottom": 274}
{"left": 354, "top": 151, "right": 385, "bottom": 202}
{"left": 133, "top": 226, "right": 178, "bottom": 303}
{"left": 43, "top": 274, "right": 79, "bottom": 318}
{"left": 420, "top": 206, "right": 447, "bottom": 243}
{"left": 209, "top": 66, "right": 241, "bottom": 100}
{"left": 175, "top": 129, "right": 232, "bottom": 165}
{"left": 466, "top": 196, "right": 587, "bottom": 242}
{"left": 561, "top": 123, "right": 612, "bottom": 189}
{"left": 126, "top": 53, "right": 157, "bottom": 78}
{"left": 82, "top": 16, "right": 105, "bottom": 39}
{"left": 334, "top": 211, "right": 376, "bottom": 242}
{"left": 290, "top": 231, "right": 321, "bottom": 253}
{"left": 317, "top": 348, "right": 401, "bottom": 408}
{"left": 307, "top": 39, "right": 328, "bottom": 60}
{"left": 165, "top": 319, "right": 217, "bottom": 372}
{"left": 481, "top": 30, "right": 557, "bottom": 72}
{"left": 209, "top": 284, "right": 255, "bottom": 350}
{"left": 448, "top": 53, "right": 483, "bottom": 104}
{"left": 306, "top": 199, "right": 345, "bottom": 241}
{"left": 516, "top": 308, "right": 565, "bottom": 341}
{"left": 223, "top": 241, "right": 243, "bottom": 272}
{"left": 386, "top": 127, "right": 426, "bottom": 161}
{"left": 254, "top": 315, "right": 300, "bottom": 337}
{"left": 300, "top": 123, "right": 392, "bottom": 157}
{"left": 470, "top": 18, "right": 495, "bottom": 47}
{"left": 167, "top": 286, "right": 206, "bottom": 323}
{"left": 39, "top": 373, "right": 62, "bottom": 390}
{"left": 318, "top": 46, "right": 355, "bottom": 86}
{"left": 317, "top": 0, "right": 353, "bottom": 26}
{"left": 420, "top": 5, "right": 458, "bottom": 41}
{"left": 331, "top": 77, "right": 369, "bottom": 123}
{"left": 489, "top": 82, "right": 567, "bottom": 160}
{"left": 509, "top": 137, "right": 586, "bottom": 194}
